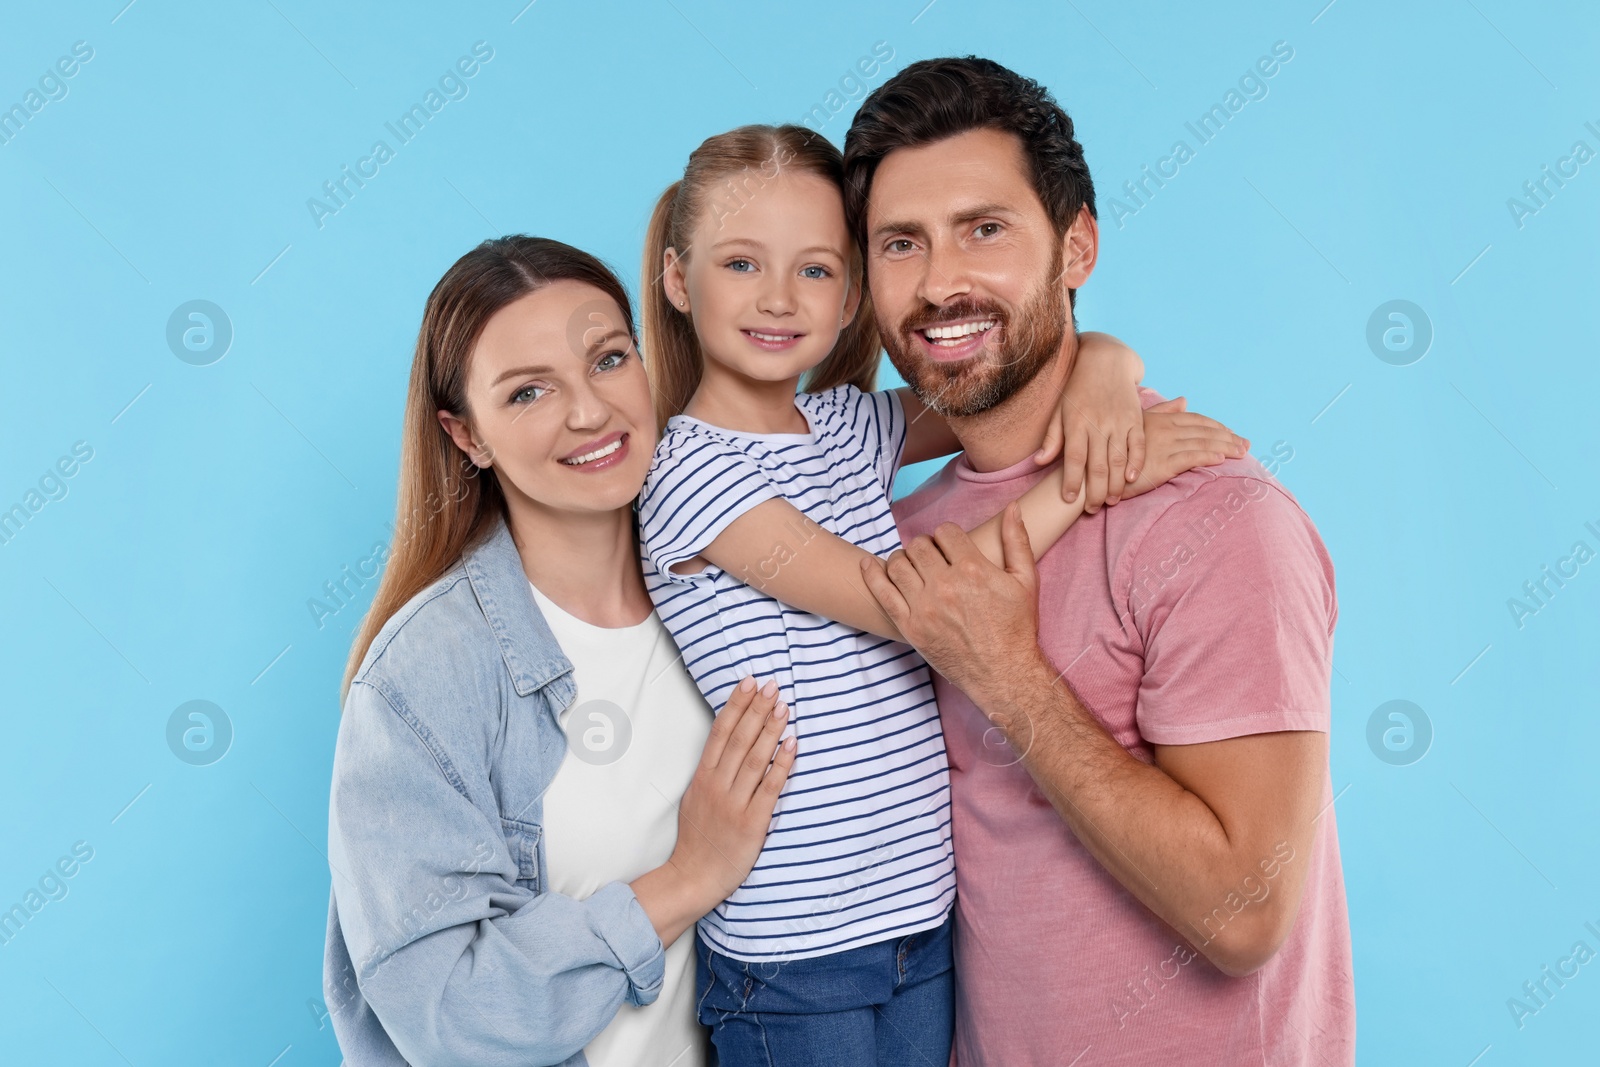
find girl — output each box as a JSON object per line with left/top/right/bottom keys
{"left": 636, "top": 124, "right": 1245, "bottom": 1065}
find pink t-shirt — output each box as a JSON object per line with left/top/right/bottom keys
{"left": 892, "top": 397, "right": 1355, "bottom": 1066}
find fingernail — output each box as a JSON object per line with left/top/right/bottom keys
{"left": 761, "top": 679, "right": 779, "bottom": 696}
{"left": 740, "top": 676, "right": 756, "bottom": 692}
{"left": 783, "top": 737, "right": 796, "bottom": 751}
{"left": 772, "top": 701, "right": 787, "bottom": 718}
{"left": 1064, "top": 491, "right": 1075, "bottom": 502}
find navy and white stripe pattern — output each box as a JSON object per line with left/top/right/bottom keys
{"left": 638, "top": 385, "right": 955, "bottom": 963}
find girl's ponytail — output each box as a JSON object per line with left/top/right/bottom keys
{"left": 641, "top": 181, "right": 703, "bottom": 433}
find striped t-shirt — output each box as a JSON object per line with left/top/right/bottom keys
{"left": 637, "top": 384, "right": 955, "bottom": 963}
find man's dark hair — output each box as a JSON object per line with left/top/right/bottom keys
{"left": 842, "top": 56, "right": 1095, "bottom": 250}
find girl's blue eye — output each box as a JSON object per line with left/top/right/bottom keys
{"left": 511, "top": 384, "right": 546, "bottom": 405}
{"left": 727, "top": 259, "right": 755, "bottom": 272}
{"left": 800, "top": 265, "right": 831, "bottom": 280}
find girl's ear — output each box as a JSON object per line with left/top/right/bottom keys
{"left": 438, "top": 409, "right": 492, "bottom": 468}
{"left": 662, "top": 247, "right": 691, "bottom": 312}
{"left": 839, "top": 272, "right": 863, "bottom": 329}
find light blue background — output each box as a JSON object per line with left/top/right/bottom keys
{"left": 2, "top": 1, "right": 1596, "bottom": 1063}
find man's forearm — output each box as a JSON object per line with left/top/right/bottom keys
{"left": 980, "top": 651, "right": 1288, "bottom": 974}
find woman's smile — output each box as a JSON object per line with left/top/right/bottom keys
{"left": 558, "top": 430, "right": 631, "bottom": 471}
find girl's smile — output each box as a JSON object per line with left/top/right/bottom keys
{"left": 741, "top": 328, "right": 807, "bottom": 352}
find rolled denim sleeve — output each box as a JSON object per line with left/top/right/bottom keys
{"left": 328, "top": 678, "right": 666, "bottom": 1066}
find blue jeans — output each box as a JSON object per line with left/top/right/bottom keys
{"left": 695, "top": 916, "right": 955, "bottom": 1067}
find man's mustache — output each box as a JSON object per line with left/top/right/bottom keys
{"left": 899, "top": 299, "right": 1010, "bottom": 337}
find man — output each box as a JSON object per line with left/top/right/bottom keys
{"left": 845, "top": 58, "right": 1355, "bottom": 1065}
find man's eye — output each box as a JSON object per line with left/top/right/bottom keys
{"left": 511, "top": 384, "right": 547, "bottom": 404}
{"left": 887, "top": 239, "right": 915, "bottom": 254}
{"left": 975, "top": 222, "right": 1001, "bottom": 238}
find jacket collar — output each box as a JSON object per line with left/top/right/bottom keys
{"left": 462, "top": 515, "right": 573, "bottom": 697}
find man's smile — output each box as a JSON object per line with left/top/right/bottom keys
{"left": 913, "top": 316, "right": 1002, "bottom": 362}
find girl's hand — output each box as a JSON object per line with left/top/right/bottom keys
{"left": 1034, "top": 332, "right": 1145, "bottom": 514}
{"left": 669, "top": 676, "right": 795, "bottom": 904}
{"left": 1121, "top": 397, "right": 1250, "bottom": 500}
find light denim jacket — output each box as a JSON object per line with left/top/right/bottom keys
{"left": 323, "top": 515, "right": 666, "bottom": 1066}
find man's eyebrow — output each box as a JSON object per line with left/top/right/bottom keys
{"left": 870, "top": 203, "right": 1017, "bottom": 241}
{"left": 949, "top": 202, "right": 1017, "bottom": 225}
{"left": 870, "top": 218, "right": 924, "bottom": 240}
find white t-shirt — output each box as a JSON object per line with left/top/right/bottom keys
{"left": 533, "top": 581, "right": 712, "bottom": 1067}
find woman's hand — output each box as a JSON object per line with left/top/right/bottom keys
{"left": 1034, "top": 332, "right": 1145, "bottom": 513}
{"left": 672, "top": 677, "right": 795, "bottom": 900}
{"left": 630, "top": 676, "right": 795, "bottom": 946}
{"left": 1120, "top": 397, "right": 1250, "bottom": 499}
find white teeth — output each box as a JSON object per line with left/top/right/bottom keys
{"left": 562, "top": 438, "right": 623, "bottom": 465}
{"left": 923, "top": 319, "right": 996, "bottom": 342}
{"left": 747, "top": 331, "right": 797, "bottom": 342}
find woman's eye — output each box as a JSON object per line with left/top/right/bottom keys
{"left": 511, "top": 383, "right": 547, "bottom": 405}
{"left": 800, "top": 265, "right": 832, "bottom": 280}
{"left": 595, "top": 349, "right": 630, "bottom": 372}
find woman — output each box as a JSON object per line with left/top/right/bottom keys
{"left": 324, "top": 235, "right": 796, "bottom": 1066}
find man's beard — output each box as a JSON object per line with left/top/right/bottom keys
{"left": 881, "top": 247, "right": 1070, "bottom": 419}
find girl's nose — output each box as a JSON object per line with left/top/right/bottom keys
{"left": 756, "top": 276, "right": 797, "bottom": 316}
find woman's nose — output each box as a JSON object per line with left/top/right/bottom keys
{"left": 565, "top": 377, "right": 611, "bottom": 429}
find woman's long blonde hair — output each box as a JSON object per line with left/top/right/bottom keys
{"left": 342, "top": 236, "right": 636, "bottom": 700}
{"left": 641, "top": 124, "right": 881, "bottom": 432}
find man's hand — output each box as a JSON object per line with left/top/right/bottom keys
{"left": 861, "top": 501, "right": 1046, "bottom": 710}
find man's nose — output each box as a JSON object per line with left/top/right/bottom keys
{"left": 918, "top": 239, "right": 972, "bottom": 307}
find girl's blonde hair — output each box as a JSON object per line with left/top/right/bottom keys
{"left": 641, "top": 124, "right": 880, "bottom": 432}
